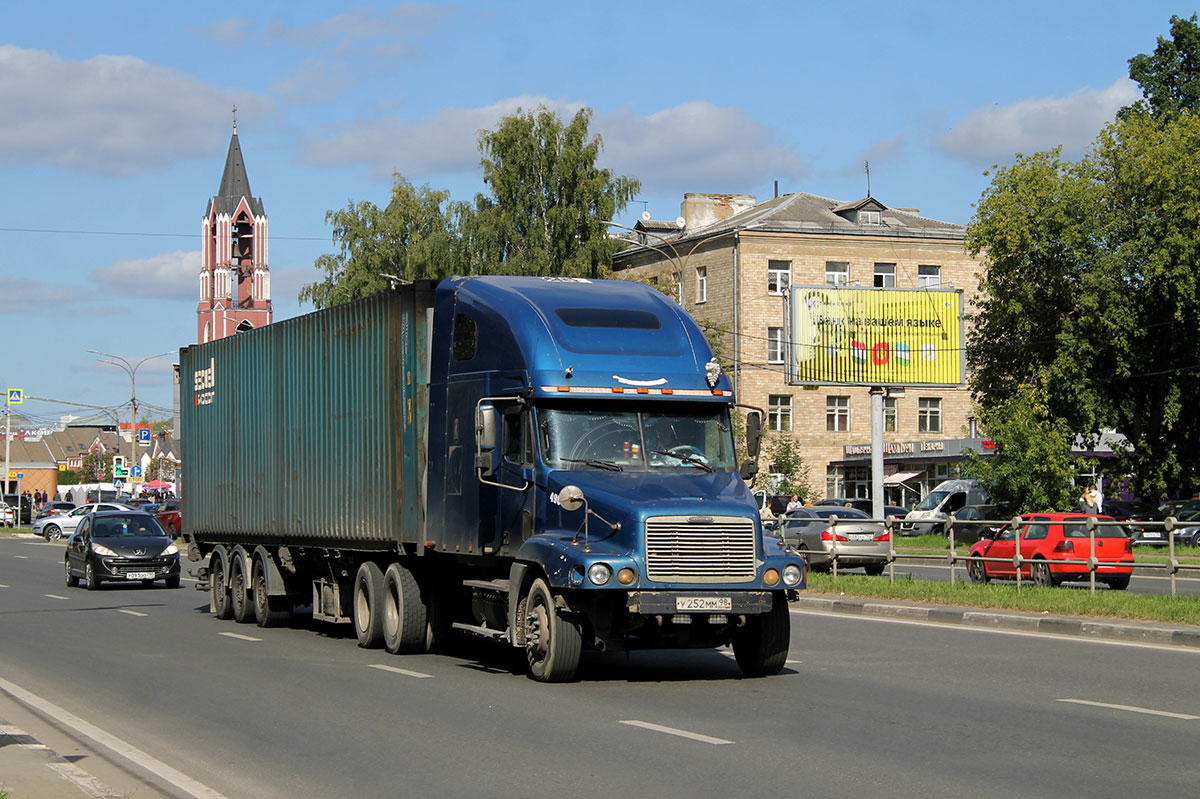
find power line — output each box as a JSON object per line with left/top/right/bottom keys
{"left": 0, "top": 226, "right": 327, "bottom": 242}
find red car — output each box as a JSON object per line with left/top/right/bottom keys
{"left": 966, "top": 512, "right": 1134, "bottom": 590}
{"left": 155, "top": 501, "right": 181, "bottom": 536}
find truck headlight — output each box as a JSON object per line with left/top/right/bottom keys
{"left": 617, "top": 567, "right": 637, "bottom": 585}
{"left": 782, "top": 564, "right": 803, "bottom": 587}
{"left": 587, "top": 563, "right": 613, "bottom": 586}
{"left": 763, "top": 568, "right": 780, "bottom": 586}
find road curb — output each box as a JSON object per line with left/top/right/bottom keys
{"left": 0, "top": 720, "right": 122, "bottom": 799}
{"left": 792, "top": 595, "right": 1200, "bottom": 648}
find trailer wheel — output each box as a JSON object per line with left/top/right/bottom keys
{"left": 732, "top": 592, "right": 790, "bottom": 677}
{"left": 253, "top": 555, "right": 291, "bottom": 628}
{"left": 229, "top": 553, "right": 253, "bottom": 624}
{"left": 523, "top": 578, "right": 581, "bottom": 683}
{"left": 210, "top": 546, "right": 233, "bottom": 620}
{"left": 382, "top": 562, "right": 427, "bottom": 654}
{"left": 354, "top": 561, "right": 386, "bottom": 648}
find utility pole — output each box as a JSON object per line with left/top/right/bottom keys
{"left": 86, "top": 350, "right": 173, "bottom": 494}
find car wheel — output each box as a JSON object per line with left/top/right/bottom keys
{"left": 64, "top": 557, "right": 79, "bottom": 587}
{"left": 1032, "top": 560, "right": 1057, "bottom": 588}
{"left": 85, "top": 560, "right": 100, "bottom": 591}
{"left": 967, "top": 557, "right": 988, "bottom": 584}
{"left": 1191, "top": 531, "right": 1200, "bottom": 549}
{"left": 863, "top": 563, "right": 885, "bottom": 576}
{"left": 165, "top": 575, "right": 181, "bottom": 589}
{"left": 1106, "top": 574, "right": 1131, "bottom": 590}
{"left": 45, "top": 524, "right": 62, "bottom": 541}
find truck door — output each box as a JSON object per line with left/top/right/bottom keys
{"left": 498, "top": 406, "right": 535, "bottom": 550}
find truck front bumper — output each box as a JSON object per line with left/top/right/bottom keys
{"left": 625, "top": 590, "right": 774, "bottom": 615}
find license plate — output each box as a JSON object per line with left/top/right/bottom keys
{"left": 126, "top": 572, "right": 156, "bottom": 580}
{"left": 1142, "top": 532, "right": 1162, "bottom": 538}
{"left": 676, "top": 596, "right": 731, "bottom": 612}
{"left": 847, "top": 533, "right": 874, "bottom": 541}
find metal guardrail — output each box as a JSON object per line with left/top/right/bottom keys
{"left": 778, "top": 514, "right": 1200, "bottom": 597}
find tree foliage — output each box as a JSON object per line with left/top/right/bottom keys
{"left": 764, "top": 433, "right": 811, "bottom": 499}
{"left": 1121, "top": 14, "right": 1200, "bottom": 121}
{"left": 966, "top": 111, "right": 1200, "bottom": 501}
{"left": 302, "top": 107, "right": 640, "bottom": 308}
{"left": 79, "top": 451, "right": 116, "bottom": 483}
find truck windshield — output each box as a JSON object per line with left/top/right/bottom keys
{"left": 538, "top": 403, "right": 735, "bottom": 473}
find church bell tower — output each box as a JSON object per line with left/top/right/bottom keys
{"left": 198, "top": 110, "right": 272, "bottom": 343}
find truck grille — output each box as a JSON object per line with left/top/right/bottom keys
{"left": 644, "top": 516, "right": 757, "bottom": 584}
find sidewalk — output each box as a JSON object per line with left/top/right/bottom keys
{"left": 0, "top": 722, "right": 122, "bottom": 799}
{"left": 792, "top": 593, "right": 1200, "bottom": 647}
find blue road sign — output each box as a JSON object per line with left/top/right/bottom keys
{"left": 138, "top": 428, "right": 152, "bottom": 446}
{"left": 131, "top": 465, "right": 143, "bottom": 478}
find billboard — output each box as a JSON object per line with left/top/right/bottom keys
{"left": 786, "top": 286, "right": 964, "bottom": 387}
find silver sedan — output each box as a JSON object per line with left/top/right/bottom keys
{"left": 779, "top": 507, "right": 890, "bottom": 575}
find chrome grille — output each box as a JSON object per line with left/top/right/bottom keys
{"left": 644, "top": 516, "right": 757, "bottom": 583}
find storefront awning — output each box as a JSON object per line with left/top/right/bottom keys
{"left": 883, "top": 470, "right": 924, "bottom": 486}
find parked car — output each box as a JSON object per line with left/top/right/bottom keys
{"left": 781, "top": 506, "right": 890, "bottom": 575}
{"left": 1102, "top": 501, "right": 1172, "bottom": 546}
{"left": 35, "top": 501, "right": 77, "bottom": 521}
{"left": 815, "top": 498, "right": 908, "bottom": 519}
{"left": 34, "top": 502, "right": 132, "bottom": 541}
{"left": 0, "top": 501, "right": 14, "bottom": 528}
{"left": 900, "top": 479, "right": 990, "bottom": 536}
{"left": 949, "top": 504, "right": 1017, "bottom": 545}
{"left": 2, "top": 494, "right": 33, "bottom": 525}
{"left": 64, "top": 509, "right": 181, "bottom": 589}
{"left": 966, "top": 513, "right": 1134, "bottom": 589}
{"left": 154, "top": 502, "right": 181, "bottom": 536}
{"left": 1166, "top": 509, "right": 1200, "bottom": 548}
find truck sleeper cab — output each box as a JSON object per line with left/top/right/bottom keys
{"left": 184, "top": 276, "right": 805, "bottom": 682}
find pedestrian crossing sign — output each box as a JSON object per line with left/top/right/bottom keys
{"left": 7, "top": 389, "right": 22, "bottom": 404}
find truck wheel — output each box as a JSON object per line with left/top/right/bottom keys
{"left": 253, "top": 555, "right": 290, "bottom": 628}
{"left": 382, "top": 562, "right": 427, "bottom": 654}
{"left": 229, "top": 554, "right": 253, "bottom": 624}
{"left": 354, "top": 562, "right": 386, "bottom": 648}
{"left": 210, "top": 546, "right": 233, "bottom": 620}
{"left": 523, "top": 578, "right": 581, "bottom": 682}
{"left": 732, "top": 592, "right": 789, "bottom": 677}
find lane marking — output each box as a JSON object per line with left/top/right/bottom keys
{"left": 45, "top": 593, "right": 70, "bottom": 600}
{"left": 0, "top": 675, "right": 233, "bottom": 799}
{"left": 0, "top": 583, "right": 10, "bottom": 588}
{"left": 790, "top": 607, "right": 1200, "bottom": 654}
{"left": 619, "top": 719, "right": 734, "bottom": 745}
{"left": 1056, "top": 698, "right": 1200, "bottom": 720}
{"left": 117, "top": 609, "right": 149, "bottom": 617}
{"left": 218, "top": 632, "right": 262, "bottom": 642}
{"left": 13, "top": 554, "right": 28, "bottom": 559}
{"left": 368, "top": 663, "right": 435, "bottom": 679}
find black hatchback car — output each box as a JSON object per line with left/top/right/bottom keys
{"left": 64, "top": 510, "right": 181, "bottom": 590}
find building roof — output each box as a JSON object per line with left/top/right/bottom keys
{"left": 206, "top": 131, "right": 264, "bottom": 218}
{"left": 615, "top": 191, "right": 965, "bottom": 262}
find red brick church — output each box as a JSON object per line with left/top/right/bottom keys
{"left": 197, "top": 115, "right": 272, "bottom": 343}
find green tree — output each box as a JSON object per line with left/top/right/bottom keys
{"left": 1121, "top": 14, "right": 1200, "bottom": 121}
{"left": 301, "top": 175, "right": 467, "bottom": 309}
{"left": 764, "top": 433, "right": 811, "bottom": 499}
{"left": 79, "top": 451, "right": 116, "bottom": 483}
{"left": 468, "top": 107, "right": 640, "bottom": 278}
{"left": 966, "top": 111, "right": 1200, "bottom": 500}
{"left": 958, "top": 387, "right": 1078, "bottom": 512}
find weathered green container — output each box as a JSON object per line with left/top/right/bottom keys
{"left": 179, "top": 284, "right": 435, "bottom": 550}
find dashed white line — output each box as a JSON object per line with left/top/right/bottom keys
{"left": 368, "top": 663, "right": 435, "bottom": 679}
{"left": 1057, "top": 698, "right": 1200, "bottom": 720}
{"left": 0, "top": 583, "right": 11, "bottom": 588}
{"left": 13, "top": 554, "right": 28, "bottom": 559}
{"left": 619, "top": 719, "right": 735, "bottom": 745}
{"left": 218, "top": 631, "right": 262, "bottom": 642}
{"left": 117, "top": 609, "right": 148, "bottom": 617}
{"left": 45, "top": 593, "right": 69, "bottom": 600}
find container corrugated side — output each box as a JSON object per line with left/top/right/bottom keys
{"left": 180, "top": 286, "right": 432, "bottom": 549}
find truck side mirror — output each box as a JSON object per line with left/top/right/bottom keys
{"left": 475, "top": 403, "right": 499, "bottom": 476}
{"left": 745, "top": 411, "right": 762, "bottom": 459}
{"left": 739, "top": 460, "right": 759, "bottom": 481}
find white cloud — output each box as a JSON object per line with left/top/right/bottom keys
{"left": 0, "top": 46, "right": 273, "bottom": 176}
{"left": 298, "top": 96, "right": 809, "bottom": 193}
{"left": 90, "top": 251, "right": 200, "bottom": 300}
{"left": 0, "top": 273, "right": 82, "bottom": 314}
{"left": 935, "top": 78, "right": 1140, "bottom": 163}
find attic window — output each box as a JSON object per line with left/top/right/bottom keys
{"left": 858, "top": 210, "right": 882, "bottom": 225}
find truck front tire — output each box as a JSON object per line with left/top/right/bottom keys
{"left": 732, "top": 593, "right": 790, "bottom": 677}
{"left": 355, "top": 561, "right": 386, "bottom": 648}
{"left": 382, "top": 562, "right": 427, "bottom": 654}
{"left": 523, "top": 578, "right": 581, "bottom": 683}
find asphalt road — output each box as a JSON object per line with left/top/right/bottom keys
{"left": 3, "top": 535, "right": 1199, "bottom": 799}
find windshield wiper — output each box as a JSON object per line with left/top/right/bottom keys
{"left": 560, "top": 458, "right": 623, "bottom": 472}
{"left": 650, "top": 450, "right": 714, "bottom": 472}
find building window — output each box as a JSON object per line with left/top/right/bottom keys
{"left": 844, "top": 465, "right": 871, "bottom": 498}
{"left": 918, "top": 264, "right": 941, "bottom": 289}
{"left": 884, "top": 397, "right": 897, "bottom": 432}
{"left": 768, "top": 395, "right": 792, "bottom": 432}
{"left": 767, "top": 327, "right": 784, "bottom": 364}
{"left": 696, "top": 266, "right": 707, "bottom": 303}
{"left": 918, "top": 397, "right": 942, "bottom": 433}
{"left": 826, "top": 466, "right": 844, "bottom": 499}
{"left": 767, "top": 260, "right": 791, "bottom": 295}
{"left": 826, "top": 395, "right": 850, "bottom": 432}
{"left": 674, "top": 273, "right": 683, "bottom": 303}
{"left": 874, "top": 263, "right": 896, "bottom": 288}
{"left": 858, "top": 210, "right": 881, "bottom": 225}
{"left": 825, "top": 261, "right": 849, "bottom": 286}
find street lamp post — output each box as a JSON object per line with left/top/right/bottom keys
{"left": 86, "top": 350, "right": 173, "bottom": 494}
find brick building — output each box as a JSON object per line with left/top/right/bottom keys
{"left": 612, "top": 191, "right": 986, "bottom": 506}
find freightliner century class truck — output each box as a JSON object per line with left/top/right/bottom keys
{"left": 180, "top": 276, "right": 806, "bottom": 681}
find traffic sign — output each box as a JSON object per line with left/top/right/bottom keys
{"left": 7, "top": 389, "right": 22, "bottom": 405}
{"left": 138, "top": 428, "right": 152, "bottom": 447}
{"left": 113, "top": 478, "right": 125, "bottom": 490}
{"left": 132, "top": 465, "right": 143, "bottom": 478}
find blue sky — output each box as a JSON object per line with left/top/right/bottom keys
{"left": 0, "top": 1, "right": 1186, "bottom": 424}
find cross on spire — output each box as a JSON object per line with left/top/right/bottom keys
{"left": 232, "top": 104, "right": 238, "bottom": 134}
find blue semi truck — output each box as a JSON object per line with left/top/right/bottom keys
{"left": 180, "top": 276, "right": 805, "bottom": 681}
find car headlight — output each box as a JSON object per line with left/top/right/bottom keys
{"left": 782, "top": 564, "right": 803, "bottom": 587}
{"left": 587, "top": 562, "right": 613, "bottom": 586}
{"left": 91, "top": 542, "right": 118, "bottom": 557}
{"left": 160, "top": 543, "right": 179, "bottom": 556}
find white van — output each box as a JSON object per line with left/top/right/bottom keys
{"left": 899, "top": 479, "right": 990, "bottom": 536}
